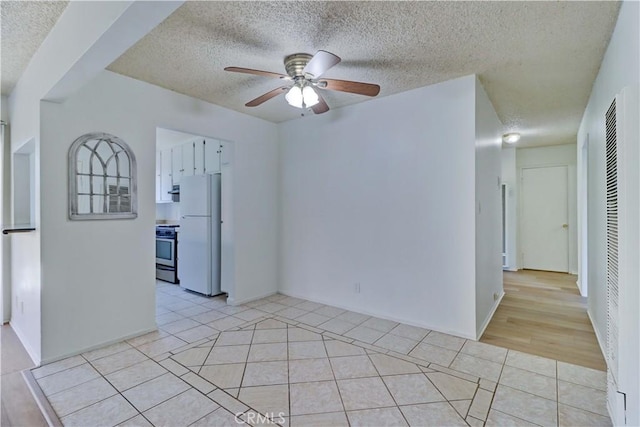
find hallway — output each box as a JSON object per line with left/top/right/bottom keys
{"left": 480, "top": 270, "right": 606, "bottom": 371}
{"left": 0, "top": 325, "right": 48, "bottom": 426}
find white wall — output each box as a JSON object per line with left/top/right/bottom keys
{"left": 516, "top": 144, "right": 578, "bottom": 274}
{"left": 37, "top": 71, "right": 279, "bottom": 362}
{"left": 1, "top": 96, "right": 10, "bottom": 323}
{"left": 5, "top": 1, "right": 184, "bottom": 363}
{"left": 8, "top": 76, "right": 43, "bottom": 365}
{"left": 577, "top": 1, "right": 639, "bottom": 424}
{"left": 501, "top": 147, "right": 518, "bottom": 271}
{"left": 156, "top": 202, "right": 180, "bottom": 222}
{"left": 279, "top": 75, "right": 480, "bottom": 338}
{"left": 474, "top": 79, "right": 504, "bottom": 338}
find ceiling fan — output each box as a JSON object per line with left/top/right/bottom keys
{"left": 224, "top": 50, "right": 380, "bottom": 114}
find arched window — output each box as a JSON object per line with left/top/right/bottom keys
{"left": 68, "top": 132, "right": 137, "bottom": 220}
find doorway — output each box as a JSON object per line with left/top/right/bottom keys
{"left": 520, "top": 165, "right": 569, "bottom": 272}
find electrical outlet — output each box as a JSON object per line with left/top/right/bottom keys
{"left": 355, "top": 283, "right": 361, "bottom": 293}
{"left": 493, "top": 292, "right": 500, "bottom": 301}
{"left": 21, "top": 301, "right": 24, "bottom": 314}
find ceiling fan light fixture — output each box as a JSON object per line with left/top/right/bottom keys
{"left": 302, "top": 86, "right": 319, "bottom": 107}
{"left": 286, "top": 84, "right": 320, "bottom": 109}
{"left": 285, "top": 86, "right": 303, "bottom": 108}
{"left": 502, "top": 132, "right": 521, "bottom": 144}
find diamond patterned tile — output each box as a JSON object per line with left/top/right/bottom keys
{"left": 288, "top": 341, "right": 327, "bottom": 360}
{"left": 203, "top": 344, "right": 248, "bottom": 365}
{"left": 31, "top": 282, "right": 610, "bottom": 427}
{"left": 242, "top": 361, "right": 289, "bottom": 386}
{"left": 290, "top": 381, "right": 344, "bottom": 415}
{"left": 238, "top": 384, "right": 290, "bottom": 416}
{"left": 247, "top": 342, "right": 288, "bottom": 362}
{"left": 289, "top": 358, "right": 335, "bottom": 383}
{"left": 337, "top": 377, "right": 395, "bottom": 411}
{"left": 382, "top": 373, "right": 445, "bottom": 405}
{"left": 252, "top": 328, "right": 288, "bottom": 344}
{"left": 329, "top": 355, "right": 378, "bottom": 379}
{"left": 216, "top": 331, "right": 254, "bottom": 346}
{"left": 288, "top": 327, "right": 323, "bottom": 342}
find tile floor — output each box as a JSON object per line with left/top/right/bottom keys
{"left": 29, "top": 281, "right": 612, "bottom": 426}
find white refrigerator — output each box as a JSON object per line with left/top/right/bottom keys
{"left": 178, "top": 174, "right": 222, "bottom": 296}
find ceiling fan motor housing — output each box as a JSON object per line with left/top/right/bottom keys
{"left": 284, "top": 53, "right": 313, "bottom": 78}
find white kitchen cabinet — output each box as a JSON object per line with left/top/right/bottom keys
{"left": 194, "top": 139, "right": 205, "bottom": 175}
{"left": 182, "top": 141, "right": 195, "bottom": 178}
{"left": 155, "top": 151, "right": 161, "bottom": 201}
{"left": 159, "top": 148, "right": 173, "bottom": 202}
{"left": 220, "top": 140, "right": 233, "bottom": 167}
{"left": 204, "top": 139, "right": 221, "bottom": 173}
{"left": 171, "top": 146, "right": 183, "bottom": 185}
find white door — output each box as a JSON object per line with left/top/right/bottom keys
{"left": 180, "top": 175, "right": 210, "bottom": 216}
{"left": 521, "top": 166, "right": 569, "bottom": 272}
{"left": 178, "top": 216, "right": 211, "bottom": 295}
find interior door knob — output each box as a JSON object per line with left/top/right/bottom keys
{"left": 562, "top": 224, "right": 569, "bottom": 229}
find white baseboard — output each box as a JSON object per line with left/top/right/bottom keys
{"left": 228, "top": 290, "right": 277, "bottom": 306}
{"left": 39, "top": 325, "right": 157, "bottom": 366}
{"left": 587, "top": 309, "right": 607, "bottom": 363}
{"left": 476, "top": 291, "right": 505, "bottom": 340}
{"left": 277, "top": 289, "right": 476, "bottom": 340}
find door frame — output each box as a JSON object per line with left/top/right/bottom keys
{"left": 518, "top": 164, "right": 570, "bottom": 272}
{"left": 577, "top": 134, "right": 589, "bottom": 296}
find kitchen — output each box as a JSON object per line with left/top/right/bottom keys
{"left": 155, "top": 128, "right": 233, "bottom": 298}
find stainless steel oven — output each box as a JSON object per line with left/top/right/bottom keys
{"left": 156, "top": 237, "right": 175, "bottom": 267}
{"left": 156, "top": 226, "right": 179, "bottom": 283}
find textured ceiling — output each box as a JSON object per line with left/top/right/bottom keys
{"left": 2, "top": 1, "right": 620, "bottom": 148}
{"left": 107, "top": 1, "right": 620, "bottom": 147}
{"left": 1, "top": 0, "right": 68, "bottom": 95}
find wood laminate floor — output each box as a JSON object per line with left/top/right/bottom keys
{"left": 480, "top": 269, "right": 607, "bottom": 371}
{"left": 1, "top": 324, "right": 48, "bottom": 427}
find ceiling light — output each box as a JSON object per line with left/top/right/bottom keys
{"left": 502, "top": 133, "right": 521, "bottom": 144}
{"left": 286, "top": 84, "right": 320, "bottom": 109}
{"left": 285, "top": 86, "right": 303, "bottom": 108}
{"left": 302, "top": 86, "right": 319, "bottom": 107}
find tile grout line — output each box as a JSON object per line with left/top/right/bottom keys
{"left": 363, "top": 348, "right": 413, "bottom": 426}
{"left": 319, "top": 331, "right": 350, "bottom": 424}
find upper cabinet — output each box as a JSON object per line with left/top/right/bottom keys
{"left": 204, "top": 139, "right": 221, "bottom": 174}
{"left": 156, "top": 138, "right": 224, "bottom": 203}
{"left": 156, "top": 151, "right": 161, "bottom": 202}
{"left": 171, "top": 145, "right": 183, "bottom": 185}
{"left": 194, "top": 140, "right": 205, "bottom": 175}
{"left": 182, "top": 142, "right": 195, "bottom": 178}
{"left": 158, "top": 148, "right": 173, "bottom": 202}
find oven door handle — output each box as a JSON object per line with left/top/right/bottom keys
{"left": 156, "top": 265, "right": 175, "bottom": 271}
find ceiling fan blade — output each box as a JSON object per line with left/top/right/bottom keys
{"left": 245, "top": 86, "right": 289, "bottom": 107}
{"left": 303, "top": 50, "right": 341, "bottom": 79}
{"left": 224, "top": 66, "right": 289, "bottom": 80}
{"left": 311, "top": 92, "right": 330, "bottom": 114}
{"left": 319, "top": 78, "right": 380, "bottom": 97}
